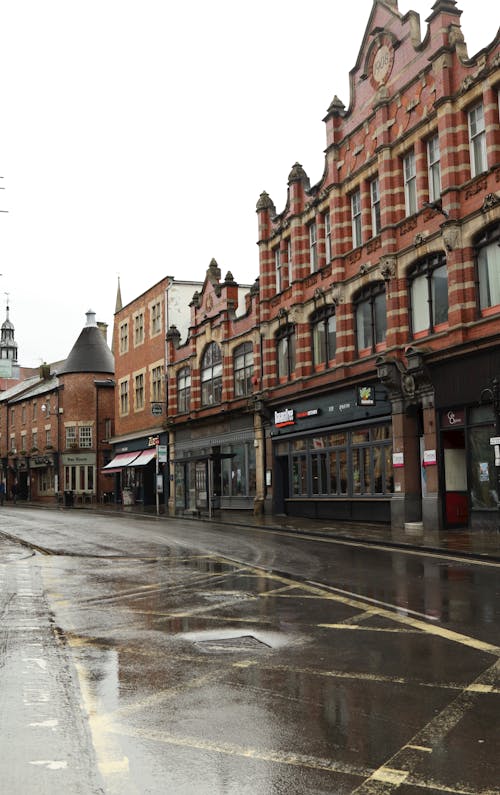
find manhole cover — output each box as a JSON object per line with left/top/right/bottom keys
{"left": 194, "top": 635, "right": 271, "bottom": 653}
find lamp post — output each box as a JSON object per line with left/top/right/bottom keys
{"left": 480, "top": 377, "right": 500, "bottom": 525}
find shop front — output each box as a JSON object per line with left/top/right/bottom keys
{"left": 103, "top": 434, "right": 166, "bottom": 507}
{"left": 29, "top": 452, "right": 57, "bottom": 502}
{"left": 431, "top": 347, "right": 500, "bottom": 532}
{"left": 172, "top": 418, "right": 256, "bottom": 514}
{"left": 270, "top": 384, "right": 393, "bottom": 522}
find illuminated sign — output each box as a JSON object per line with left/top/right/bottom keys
{"left": 274, "top": 409, "right": 295, "bottom": 428}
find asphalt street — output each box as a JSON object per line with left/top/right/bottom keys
{"left": 1, "top": 507, "right": 499, "bottom": 794}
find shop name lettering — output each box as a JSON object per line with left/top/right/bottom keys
{"left": 328, "top": 402, "right": 352, "bottom": 413}
{"left": 274, "top": 408, "right": 319, "bottom": 428}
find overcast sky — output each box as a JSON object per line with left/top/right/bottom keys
{"left": 0, "top": 0, "right": 493, "bottom": 367}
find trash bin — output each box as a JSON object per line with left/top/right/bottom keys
{"left": 63, "top": 490, "right": 74, "bottom": 507}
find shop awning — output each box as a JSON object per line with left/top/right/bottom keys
{"left": 132, "top": 449, "right": 157, "bottom": 467}
{"left": 102, "top": 451, "right": 141, "bottom": 472}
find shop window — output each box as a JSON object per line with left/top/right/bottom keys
{"left": 355, "top": 282, "right": 387, "bottom": 355}
{"left": 201, "top": 342, "right": 222, "bottom": 406}
{"left": 234, "top": 342, "right": 254, "bottom": 397}
{"left": 311, "top": 307, "right": 336, "bottom": 367}
{"left": 37, "top": 468, "right": 55, "bottom": 494}
{"left": 476, "top": 225, "right": 500, "bottom": 311}
{"left": 409, "top": 254, "right": 448, "bottom": 336}
{"left": 276, "top": 323, "right": 295, "bottom": 380}
{"left": 177, "top": 367, "right": 191, "bottom": 413}
{"left": 221, "top": 444, "right": 256, "bottom": 497}
{"left": 468, "top": 103, "right": 487, "bottom": 178}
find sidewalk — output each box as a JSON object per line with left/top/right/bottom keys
{"left": 12, "top": 499, "right": 500, "bottom": 563}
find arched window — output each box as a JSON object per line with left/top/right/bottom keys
{"left": 476, "top": 225, "right": 500, "bottom": 311}
{"left": 234, "top": 342, "right": 254, "bottom": 397}
{"left": 408, "top": 253, "right": 448, "bottom": 335}
{"left": 354, "top": 282, "right": 387, "bottom": 354}
{"left": 276, "top": 322, "right": 295, "bottom": 380}
{"left": 311, "top": 307, "right": 336, "bottom": 366}
{"left": 177, "top": 367, "right": 191, "bottom": 413}
{"left": 201, "top": 343, "right": 222, "bottom": 406}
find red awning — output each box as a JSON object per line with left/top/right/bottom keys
{"left": 102, "top": 451, "right": 141, "bottom": 472}
{"left": 131, "top": 449, "right": 157, "bottom": 467}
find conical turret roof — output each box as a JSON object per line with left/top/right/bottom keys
{"left": 58, "top": 310, "right": 114, "bottom": 375}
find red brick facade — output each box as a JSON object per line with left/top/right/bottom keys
{"left": 110, "top": 1, "right": 500, "bottom": 532}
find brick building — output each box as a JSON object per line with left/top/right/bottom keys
{"left": 0, "top": 310, "right": 114, "bottom": 504}
{"left": 112, "top": 0, "right": 499, "bottom": 534}
{"left": 254, "top": 0, "right": 500, "bottom": 531}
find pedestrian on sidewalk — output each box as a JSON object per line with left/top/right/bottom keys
{"left": 0, "top": 481, "right": 5, "bottom": 506}
{"left": 11, "top": 480, "right": 18, "bottom": 504}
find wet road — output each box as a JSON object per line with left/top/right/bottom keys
{"left": 0, "top": 507, "right": 499, "bottom": 794}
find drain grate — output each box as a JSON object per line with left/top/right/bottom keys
{"left": 194, "top": 635, "right": 271, "bottom": 653}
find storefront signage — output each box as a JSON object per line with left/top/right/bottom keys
{"left": 275, "top": 409, "right": 295, "bottom": 428}
{"left": 296, "top": 409, "right": 319, "bottom": 419}
{"left": 423, "top": 449, "right": 437, "bottom": 467}
{"left": 148, "top": 435, "right": 160, "bottom": 447}
{"left": 490, "top": 437, "right": 500, "bottom": 446}
{"left": 357, "top": 386, "right": 375, "bottom": 406}
{"left": 442, "top": 409, "right": 464, "bottom": 428}
{"left": 151, "top": 403, "right": 163, "bottom": 416}
{"left": 158, "top": 444, "right": 168, "bottom": 463}
{"left": 393, "top": 452, "right": 404, "bottom": 468}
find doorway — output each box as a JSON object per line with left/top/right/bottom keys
{"left": 442, "top": 428, "right": 468, "bottom": 527}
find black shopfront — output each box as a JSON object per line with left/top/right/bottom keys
{"left": 271, "top": 384, "right": 393, "bottom": 522}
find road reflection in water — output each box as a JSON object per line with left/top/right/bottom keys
{"left": 40, "top": 540, "right": 500, "bottom": 795}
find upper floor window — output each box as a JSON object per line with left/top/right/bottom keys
{"left": 276, "top": 323, "right": 296, "bottom": 380}
{"left": 151, "top": 365, "right": 163, "bottom": 403}
{"left": 32, "top": 402, "right": 37, "bottom": 420}
{"left": 309, "top": 222, "right": 318, "bottom": 272}
{"left": 468, "top": 103, "right": 487, "bottom": 178}
{"left": 79, "top": 425, "right": 93, "bottom": 448}
{"left": 403, "top": 150, "right": 417, "bottom": 216}
{"left": 427, "top": 134, "right": 441, "bottom": 202}
{"left": 134, "top": 312, "right": 144, "bottom": 346}
{"left": 66, "top": 425, "right": 77, "bottom": 447}
{"left": 151, "top": 301, "right": 162, "bottom": 335}
{"left": 134, "top": 373, "right": 145, "bottom": 410}
{"left": 355, "top": 283, "right": 387, "bottom": 354}
{"left": 311, "top": 307, "right": 336, "bottom": 366}
{"left": 234, "top": 342, "right": 254, "bottom": 397}
{"left": 10, "top": 408, "right": 15, "bottom": 426}
{"left": 45, "top": 428, "right": 52, "bottom": 448}
{"left": 476, "top": 225, "right": 500, "bottom": 311}
{"left": 287, "top": 238, "right": 293, "bottom": 283}
{"left": 119, "top": 322, "right": 129, "bottom": 354}
{"left": 351, "top": 189, "right": 362, "bottom": 248}
{"left": 274, "top": 247, "right": 282, "bottom": 292}
{"left": 32, "top": 431, "right": 38, "bottom": 449}
{"left": 201, "top": 342, "right": 222, "bottom": 406}
{"left": 324, "top": 212, "right": 332, "bottom": 263}
{"left": 409, "top": 254, "right": 448, "bottom": 335}
{"left": 119, "top": 380, "right": 129, "bottom": 415}
{"left": 370, "top": 177, "right": 381, "bottom": 237}
{"left": 177, "top": 367, "right": 191, "bottom": 413}
{"left": 21, "top": 405, "right": 26, "bottom": 424}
